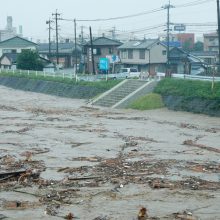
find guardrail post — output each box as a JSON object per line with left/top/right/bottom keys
{"left": 35, "top": 71, "right": 38, "bottom": 76}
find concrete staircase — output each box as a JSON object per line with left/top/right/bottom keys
{"left": 92, "top": 79, "right": 150, "bottom": 108}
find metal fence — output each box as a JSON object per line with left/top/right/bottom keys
{"left": 0, "top": 68, "right": 110, "bottom": 82}
{"left": 1, "top": 68, "right": 220, "bottom": 82}
{"left": 171, "top": 73, "right": 220, "bottom": 82}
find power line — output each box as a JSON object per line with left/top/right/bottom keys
{"left": 175, "top": 0, "right": 214, "bottom": 8}
{"left": 59, "top": 8, "right": 164, "bottom": 22}
{"left": 58, "top": 0, "right": 214, "bottom": 24}
{"left": 172, "top": 22, "right": 217, "bottom": 26}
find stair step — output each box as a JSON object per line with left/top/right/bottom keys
{"left": 93, "top": 79, "right": 148, "bottom": 107}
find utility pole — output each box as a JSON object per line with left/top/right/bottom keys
{"left": 46, "top": 19, "right": 53, "bottom": 59}
{"left": 109, "top": 26, "right": 116, "bottom": 40}
{"left": 74, "top": 19, "right": 77, "bottom": 74}
{"left": 89, "top": 26, "right": 95, "bottom": 74}
{"left": 52, "top": 10, "right": 60, "bottom": 65}
{"left": 163, "top": 0, "right": 174, "bottom": 77}
{"left": 217, "top": 0, "right": 220, "bottom": 73}
{"left": 81, "top": 26, "right": 84, "bottom": 45}
{"left": 80, "top": 26, "right": 85, "bottom": 73}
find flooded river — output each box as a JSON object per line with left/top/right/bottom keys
{"left": 0, "top": 85, "right": 220, "bottom": 220}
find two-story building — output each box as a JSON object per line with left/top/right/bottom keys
{"left": 83, "top": 37, "right": 122, "bottom": 73}
{"left": 0, "top": 36, "right": 37, "bottom": 69}
{"left": 38, "top": 42, "right": 82, "bottom": 69}
{"left": 117, "top": 39, "right": 167, "bottom": 75}
{"left": 204, "top": 32, "right": 218, "bottom": 52}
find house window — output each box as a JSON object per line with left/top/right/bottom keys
{"left": 2, "top": 49, "right": 11, "bottom": 53}
{"left": 121, "top": 50, "right": 127, "bottom": 59}
{"left": 128, "top": 49, "right": 133, "bottom": 59}
{"left": 109, "top": 48, "right": 113, "bottom": 54}
{"left": 93, "top": 48, "right": 101, "bottom": 55}
{"left": 139, "top": 50, "right": 145, "bottom": 59}
{"left": 162, "top": 50, "right": 167, "bottom": 55}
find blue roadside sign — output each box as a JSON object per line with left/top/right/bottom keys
{"left": 99, "top": 58, "right": 109, "bottom": 71}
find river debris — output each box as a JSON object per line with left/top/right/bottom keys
{"left": 65, "top": 212, "right": 74, "bottom": 219}
{"left": 183, "top": 140, "right": 220, "bottom": 153}
{"left": 138, "top": 207, "right": 148, "bottom": 220}
{"left": 173, "top": 210, "right": 199, "bottom": 220}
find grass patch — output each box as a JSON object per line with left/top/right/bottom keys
{"left": 128, "top": 93, "right": 164, "bottom": 110}
{"left": 154, "top": 78, "right": 220, "bottom": 99}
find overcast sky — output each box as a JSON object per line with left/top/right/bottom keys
{"left": 0, "top": 0, "right": 217, "bottom": 42}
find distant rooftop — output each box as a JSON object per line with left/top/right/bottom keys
{"left": 118, "top": 39, "right": 160, "bottom": 49}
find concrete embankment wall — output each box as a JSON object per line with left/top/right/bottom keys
{"left": 0, "top": 76, "right": 106, "bottom": 99}
{"left": 162, "top": 95, "right": 220, "bottom": 117}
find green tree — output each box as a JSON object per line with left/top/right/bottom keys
{"left": 17, "top": 50, "right": 44, "bottom": 71}
{"left": 193, "top": 41, "right": 204, "bottom": 51}
{"left": 182, "top": 39, "right": 192, "bottom": 52}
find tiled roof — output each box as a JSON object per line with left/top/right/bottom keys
{"left": 118, "top": 39, "right": 159, "bottom": 49}
{"left": 38, "top": 43, "right": 81, "bottom": 53}
{"left": 85, "top": 37, "right": 122, "bottom": 46}
{"left": 203, "top": 32, "right": 217, "bottom": 37}
{"left": 0, "top": 36, "right": 37, "bottom": 48}
{"left": 191, "top": 51, "right": 218, "bottom": 57}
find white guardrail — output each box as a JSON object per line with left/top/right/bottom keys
{"left": 0, "top": 69, "right": 110, "bottom": 82}
{"left": 171, "top": 73, "right": 220, "bottom": 82}
{"left": 1, "top": 69, "right": 220, "bottom": 82}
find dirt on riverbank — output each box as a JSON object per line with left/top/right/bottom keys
{"left": 0, "top": 85, "right": 220, "bottom": 220}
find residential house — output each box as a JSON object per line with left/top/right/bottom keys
{"left": 83, "top": 37, "right": 122, "bottom": 73}
{"left": 169, "top": 47, "right": 205, "bottom": 74}
{"left": 0, "top": 53, "right": 17, "bottom": 69}
{"left": 118, "top": 39, "right": 167, "bottom": 75}
{"left": 0, "top": 36, "right": 37, "bottom": 69}
{"left": 204, "top": 32, "right": 218, "bottom": 52}
{"left": 38, "top": 42, "right": 82, "bottom": 68}
{"left": 0, "top": 36, "right": 37, "bottom": 57}
{"left": 191, "top": 51, "right": 217, "bottom": 66}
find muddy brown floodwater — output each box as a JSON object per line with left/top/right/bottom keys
{"left": 0, "top": 85, "right": 220, "bottom": 220}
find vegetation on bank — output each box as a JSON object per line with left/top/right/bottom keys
{"left": 154, "top": 78, "right": 220, "bottom": 99}
{"left": 128, "top": 93, "right": 164, "bottom": 110}
{"left": 0, "top": 71, "right": 121, "bottom": 91}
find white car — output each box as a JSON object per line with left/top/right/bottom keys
{"left": 119, "top": 68, "right": 141, "bottom": 78}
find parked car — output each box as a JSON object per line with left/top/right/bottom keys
{"left": 119, "top": 68, "right": 141, "bottom": 78}
{"left": 105, "top": 67, "right": 141, "bottom": 79}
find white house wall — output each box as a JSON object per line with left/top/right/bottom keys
{"left": 0, "top": 56, "right": 11, "bottom": 66}
{"left": 150, "top": 44, "right": 167, "bottom": 64}
{"left": 120, "top": 43, "right": 167, "bottom": 65}
{"left": 0, "top": 46, "right": 36, "bottom": 57}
